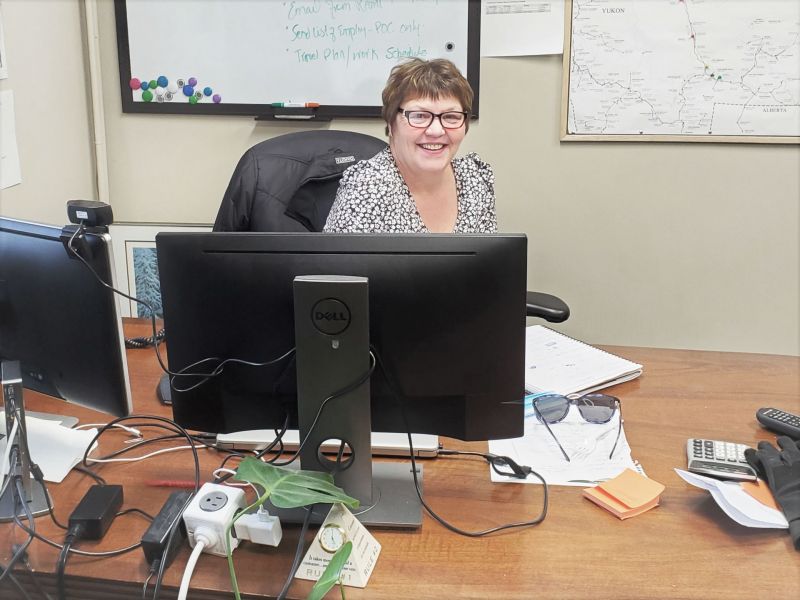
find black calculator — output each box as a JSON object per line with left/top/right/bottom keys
{"left": 686, "top": 439, "right": 758, "bottom": 482}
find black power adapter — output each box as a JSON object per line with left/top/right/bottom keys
{"left": 68, "top": 484, "right": 124, "bottom": 540}
{"left": 141, "top": 490, "right": 192, "bottom": 568}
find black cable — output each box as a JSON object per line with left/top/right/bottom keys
{"left": 66, "top": 224, "right": 295, "bottom": 388}
{"left": 276, "top": 507, "right": 314, "bottom": 600}
{"left": 0, "top": 476, "right": 34, "bottom": 600}
{"left": 79, "top": 415, "right": 201, "bottom": 600}
{"left": 142, "top": 566, "right": 156, "bottom": 600}
{"left": 371, "top": 347, "right": 550, "bottom": 537}
{"left": 21, "top": 554, "right": 52, "bottom": 600}
{"left": 56, "top": 523, "right": 83, "bottom": 600}
{"left": 11, "top": 518, "right": 143, "bottom": 558}
{"left": 80, "top": 415, "right": 201, "bottom": 488}
{"left": 0, "top": 558, "right": 32, "bottom": 600}
{"left": 0, "top": 458, "right": 36, "bottom": 585}
{"left": 0, "top": 474, "right": 35, "bottom": 600}
{"left": 117, "top": 507, "right": 155, "bottom": 521}
{"left": 271, "top": 352, "right": 376, "bottom": 468}
{"left": 126, "top": 327, "right": 166, "bottom": 349}
{"left": 73, "top": 465, "right": 107, "bottom": 486}
{"left": 149, "top": 492, "right": 196, "bottom": 600}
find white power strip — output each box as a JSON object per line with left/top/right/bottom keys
{"left": 182, "top": 483, "right": 246, "bottom": 556}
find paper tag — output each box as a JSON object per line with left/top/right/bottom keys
{"left": 294, "top": 503, "right": 381, "bottom": 589}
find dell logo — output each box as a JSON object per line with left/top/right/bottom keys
{"left": 315, "top": 311, "right": 347, "bottom": 321}
{"left": 311, "top": 298, "right": 351, "bottom": 335}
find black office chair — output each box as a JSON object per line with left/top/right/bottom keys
{"left": 157, "top": 131, "right": 568, "bottom": 403}
{"left": 213, "top": 130, "right": 569, "bottom": 323}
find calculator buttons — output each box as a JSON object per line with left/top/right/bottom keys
{"left": 686, "top": 439, "right": 757, "bottom": 482}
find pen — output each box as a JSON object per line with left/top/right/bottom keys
{"left": 146, "top": 479, "right": 197, "bottom": 489}
{"left": 271, "top": 102, "right": 320, "bottom": 108}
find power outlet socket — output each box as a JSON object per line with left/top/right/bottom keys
{"left": 182, "top": 483, "right": 245, "bottom": 556}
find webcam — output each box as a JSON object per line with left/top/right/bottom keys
{"left": 67, "top": 200, "right": 114, "bottom": 228}
{"left": 62, "top": 200, "right": 114, "bottom": 260}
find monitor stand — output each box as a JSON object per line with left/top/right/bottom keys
{"left": 0, "top": 361, "right": 51, "bottom": 522}
{"left": 269, "top": 275, "right": 422, "bottom": 529}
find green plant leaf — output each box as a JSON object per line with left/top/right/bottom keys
{"left": 306, "top": 541, "right": 353, "bottom": 600}
{"left": 234, "top": 457, "right": 359, "bottom": 509}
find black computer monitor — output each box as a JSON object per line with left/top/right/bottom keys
{"left": 157, "top": 232, "right": 527, "bottom": 526}
{"left": 0, "top": 218, "right": 132, "bottom": 417}
{"left": 157, "top": 232, "right": 526, "bottom": 439}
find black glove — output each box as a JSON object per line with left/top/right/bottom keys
{"left": 745, "top": 436, "right": 800, "bottom": 551}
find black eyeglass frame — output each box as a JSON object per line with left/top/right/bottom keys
{"left": 531, "top": 393, "right": 623, "bottom": 463}
{"left": 397, "top": 108, "right": 469, "bottom": 129}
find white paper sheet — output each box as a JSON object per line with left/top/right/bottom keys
{"left": 489, "top": 401, "right": 639, "bottom": 486}
{"left": 675, "top": 469, "right": 788, "bottom": 529}
{"left": 524, "top": 325, "right": 642, "bottom": 397}
{"left": 0, "top": 412, "right": 97, "bottom": 483}
{"left": 0, "top": 89, "right": 22, "bottom": 189}
{"left": 0, "top": 9, "right": 8, "bottom": 79}
{"left": 481, "top": 0, "right": 565, "bottom": 57}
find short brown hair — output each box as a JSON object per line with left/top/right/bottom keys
{"left": 381, "top": 58, "right": 473, "bottom": 136}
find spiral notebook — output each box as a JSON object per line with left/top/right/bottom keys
{"left": 524, "top": 325, "right": 643, "bottom": 397}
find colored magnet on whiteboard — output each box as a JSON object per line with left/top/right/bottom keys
{"left": 212, "top": 94, "right": 221, "bottom": 103}
{"left": 183, "top": 85, "right": 195, "bottom": 97}
{"left": 188, "top": 77, "right": 198, "bottom": 87}
{"left": 203, "top": 87, "right": 213, "bottom": 97}
{"left": 189, "top": 95, "right": 198, "bottom": 104}
{"left": 157, "top": 75, "right": 168, "bottom": 87}
{"left": 129, "top": 78, "right": 141, "bottom": 90}
{"left": 140, "top": 80, "right": 149, "bottom": 90}
{"left": 177, "top": 78, "right": 185, "bottom": 88}
{"left": 195, "top": 91, "right": 203, "bottom": 100}
{"left": 142, "top": 90, "right": 154, "bottom": 102}
{"left": 149, "top": 80, "right": 158, "bottom": 90}
{"left": 165, "top": 91, "right": 174, "bottom": 101}
{"left": 167, "top": 82, "right": 178, "bottom": 94}
{"left": 445, "top": 42, "right": 455, "bottom": 51}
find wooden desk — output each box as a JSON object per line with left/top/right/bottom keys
{"left": 2, "top": 319, "right": 799, "bottom": 599}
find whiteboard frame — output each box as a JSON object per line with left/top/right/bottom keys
{"left": 560, "top": 0, "right": 800, "bottom": 145}
{"left": 114, "top": 0, "right": 482, "bottom": 121}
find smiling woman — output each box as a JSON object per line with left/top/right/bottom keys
{"left": 323, "top": 58, "right": 496, "bottom": 234}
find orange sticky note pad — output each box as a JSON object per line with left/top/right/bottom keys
{"left": 583, "top": 469, "right": 665, "bottom": 520}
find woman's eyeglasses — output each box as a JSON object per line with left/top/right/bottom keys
{"left": 531, "top": 393, "right": 622, "bottom": 462}
{"left": 398, "top": 108, "right": 468, "bottom": 129}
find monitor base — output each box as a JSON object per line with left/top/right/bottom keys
{"left": 0, "top": 479, "right": 50, "bottom": 522}
{"left": 266, "top": 462, "right": 423, "bottom": 529}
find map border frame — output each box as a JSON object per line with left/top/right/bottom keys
{"left": 560, "top": 0, "right": 800, "bottom": 144}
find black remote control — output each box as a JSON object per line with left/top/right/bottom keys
{"left": 756, "top": 407, "right": 800, "bottom": 439}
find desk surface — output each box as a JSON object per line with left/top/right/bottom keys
{"left": 2, "top": 319, "right": 799, "bottom": 599}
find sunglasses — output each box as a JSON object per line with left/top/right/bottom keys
{"left": 531, "top": 393, "right": 622, "bottom": 462}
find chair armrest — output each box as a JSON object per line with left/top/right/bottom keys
{"left": 526, "top": 291, "right": 570, "bottom": 323}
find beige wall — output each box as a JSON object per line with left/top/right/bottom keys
{"left": 2, "top": 1, "right": 798, "bottom": 355}
{"left": 0, "top": 0, "right": 96, "bottom": 225}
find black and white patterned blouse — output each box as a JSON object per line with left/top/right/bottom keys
{"left": 323, "top": 147, "right": 497, "bottom": 233}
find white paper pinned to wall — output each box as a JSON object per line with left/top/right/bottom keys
{"left": 0, "top": 89, "right": 21, "bottom": 189}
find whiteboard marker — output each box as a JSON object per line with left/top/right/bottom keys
{"left": 271, "top": 102, "right": 320, "bottom": 108}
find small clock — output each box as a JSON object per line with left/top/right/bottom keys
{"left": 318, "top": 522, "right": 347, "bottom": 554}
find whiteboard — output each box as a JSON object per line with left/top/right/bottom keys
{"left": 115, "top": 0, "right": 481, "bottom": 120}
